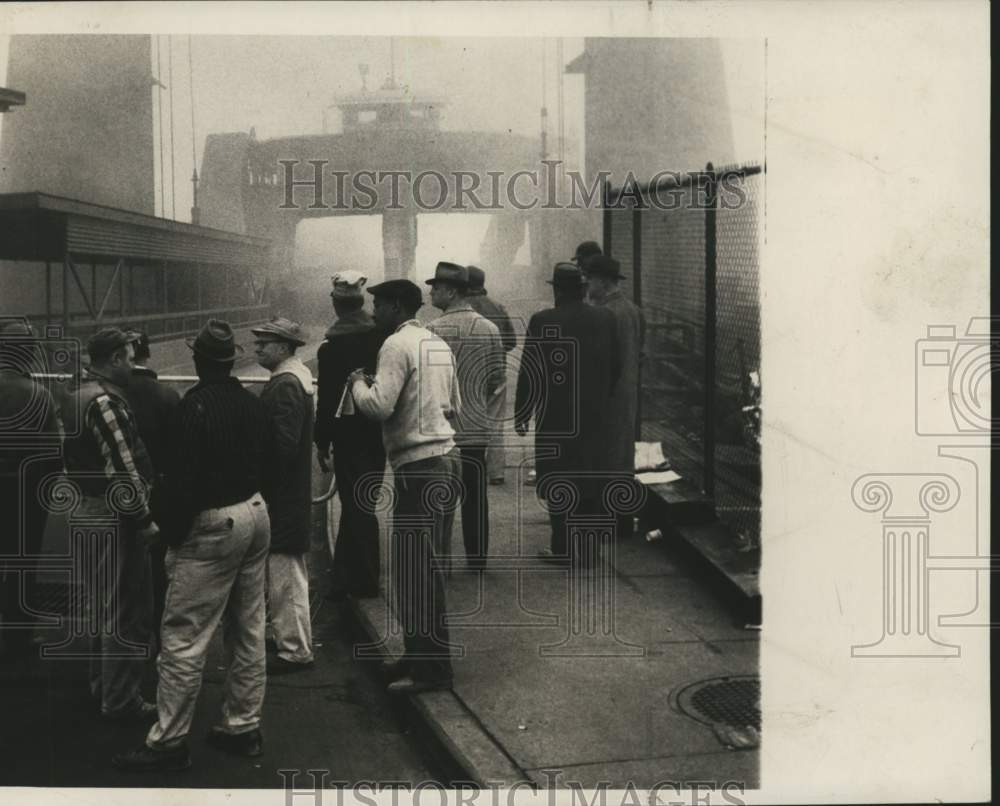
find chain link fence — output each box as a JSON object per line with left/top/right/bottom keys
{"left": 606, "top": 163, "right": 762, "bottom": 546}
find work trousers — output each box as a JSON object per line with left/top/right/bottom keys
{"left": 147, "top": 494, "right": 270, "bottom": 748}
{"left": 267, "top": 552, "right": 313, "bottom": 664}
{"left": 74, "top": 496, "right": 154, "bottom": 715}
{"left": 331, "top": 441, "right": 384, "bottom": 597}
{"left": 457, "top": 443, "right": 489, "bottom": 567}
{"left": 485, "top": 382, "right": 507, "bottom": 482}
{"left": 391, "top": 450, "right": 459, "bottom": 684}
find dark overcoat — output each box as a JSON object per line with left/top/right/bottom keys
{"left": 261, "top": 362, "right": 315, "bottom": 555}
{"left": 514, "top": 299, "right": 621, "bottom": 498}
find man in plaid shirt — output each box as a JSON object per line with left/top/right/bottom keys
{"left": 62, "top": 327, "right": 159, "bottom": 720}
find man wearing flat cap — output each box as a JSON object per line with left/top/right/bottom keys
{"left": 466, "top": 265, "right": 517, "bottom": 486}
{"left": 60, "top": 327, "right": 159, "bottom": 719}
{"left": 252, "top": 317, "right": 316, "bottom": 674}
{"left": 315, "top": 270, "right": 387, "bottom": 601}
{"left": 350, "top": 278, "right": 461, "bottom": 693}
{"left": 426, "top": 262, "right": 504, "bottom": 571}
{"left": 582, "top": 254, "right": 646, "bottom": 541}
{"left": 514, "top": 264, "right": 621, "bottom": 565}
{"left": 116, "top": 319, "right": 270, "bottom": 772}
{"left": 0, "top": 319, "right": 62, "bottom": 659}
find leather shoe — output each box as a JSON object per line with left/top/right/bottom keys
{"left": 206, "top": 726, "right": 263, "bottom": 758}
{"left": 113, "top": 742, "right": 191, "bottom": 772}
{"left": 386, "top": 675, "right": 452, "bottom": 694}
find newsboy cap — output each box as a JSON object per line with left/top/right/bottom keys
{"left": 467, "top": 265, "right": 486, "bottom": 292}
{"left": 87, "top": 327, "right": 140, "bottom": 362}
{"left": 186, "top": 319, "right": 244, "bottom": 363}
{"left": 251, "top": 316, "right": 307, "bottom": 346}
{"left": 573, "top": 241, "right": 602, "bottom": 263}
{"left": 331, "top": 270, "right": 368, "bottom": 300}
{"left": 546, "top": 262, "right": 587, "bottom": 287}
{"left": 425, "top": 262, "right": 469, "bottom": 288}
{"left": 367, "top": 279, "right": 424, "bottom": 309}
{"left": 581, "top": 254, "right": 626, "bottom": 280}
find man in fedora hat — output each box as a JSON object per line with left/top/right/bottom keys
{"left": 350, "top": 278, "right": 460, "bottom": 693}
{"left": 582, "top": 254, "right": 646, "bottom": 541}
{"left": 58, "top": 326, "right": 158, "bottom": 718}
{"left": 315, "top": 270, "right": 386, "bottom": 601}
{"left": 466, "top": 265, "right": 517, "bottom": 486}
{"left": 0, "top": 318, "right": 63, "bottom": 659}
{"left": 514, "top": 264, "right": 621, "bottom": 565}
{"left": 115, "top": 319, "right": 270, "bottom": 772}
{"left": 252, "top": 317, "right": 316, "bottom": 674}
{"left": 572, "top": 240, "right": 603, "bottom": 266}
{"left": 426, "top": 262, "right": 504, "bottom": 571}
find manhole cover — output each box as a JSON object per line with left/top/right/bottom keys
{"left": 676, "top": 675, "right": 760, "bottom": 732}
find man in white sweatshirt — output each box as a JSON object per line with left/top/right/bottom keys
{"left": 350, "top": 279, "right": 461, "bottom": 693}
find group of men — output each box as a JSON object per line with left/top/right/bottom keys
{"left": 0, "top": 238, "right": 643, "bottom": 772}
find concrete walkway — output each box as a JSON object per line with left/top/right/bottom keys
{"left": 344, "top": 445, "right": 761, "bottom": 790}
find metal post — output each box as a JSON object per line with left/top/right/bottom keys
{"left": 45, "top": 261, "right": 51, "bottom": 326}
{"left": 61, "top": 256, "right": 69, "bottom": 330}
{"left": 602, "top": 179, "right": 612, "bottom": 256}
{"left": 128, "top": 262, "right": 134, "bottom": 318}
{"left": 119, "top": 260, "right": 125, "bottom": 317}
{"left": 632, "top": 204, "right": 643, "bottom": 442}
{"left": 703, "top": 163, "right": 718, "bottom": 497}
{"left": 91, "top": 262, "right": 97, "bottom": 320}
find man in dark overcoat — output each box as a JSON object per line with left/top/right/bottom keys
{"left": 514, "top": 263, "right": 620, "bottom": 564}
{"left": 315, "top": 271, "right": 387, "bottom": 599}
{"left": 253, "top": 317, "right": 316, "bottom": 674}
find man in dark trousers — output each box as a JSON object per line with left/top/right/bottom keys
{"left": 315, "top": 270, "right": 387, "bottom": 600}
{"left": 466, "top": 265, "right": 517, "bottom": 486}
{"left": 350, "top": 279, "right": 461, "bottom": 693}
{"left": 426, "top": 262, "right": 504, "bottom": 571}
{"left": 114, "top": 319, "right": 270, "bottom": 772}
{"left": 125, "top": 331, "right": 180, "bottom": 647}
{"left": 252, "top": 316, "right": 316, "bottom": 674}
{"left": 514, "top": 263, "right": 620, "bottom": 565}
{"left": 582, "top": 254, "right": 646, "bottom": 541}
{"left": 0, "top": 319, "right": 62, "bottom": 659}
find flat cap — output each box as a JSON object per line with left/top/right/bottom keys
{"left": 367, "top": 278, "right": 424, "bottom": 309}
{"left": 331, "top": 270, "right": 368, "bottom": 300}
{"left": 251, "top": 316, "right": 308, "bottom": 346}
{"left": 425, "top": 262, "right": 469, "bottom": 288}
{"left": 87, "top": 327, "right": 140, "bottom": 361}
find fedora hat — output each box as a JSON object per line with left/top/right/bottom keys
{"left": 581, "top": 254, "right": 626, "bottom": 280}
{"left": 467, "top": 265, "right": 486, "bottom": 292}
{"left": 546, "top": 262, "right": 586, "bottom": 287}
{"left": 250, "top": 317, "right": 307, "bottom": 346}
{"left": 572, "top": 241, "right": 602, "bottom": 263}
{"left": 186, "top": 319, "right": 243, "bottom": 363}
{"left": 425, "top": 262, "right": 469, "bottom": 288}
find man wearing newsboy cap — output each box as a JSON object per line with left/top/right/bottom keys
{"left": 59, "top": 327, "right": 159, "bottom": 719}
{"left": 115, "top": 319, "right": 271, "bottom": 772}
{"left": 315, "top": 271, "right": 387, "bottom": 601}
{"left": 350, "top": 277, "right": 461, "bottom": 694}
{"left": 252, "top": 317, "right": 317, "bottom": 675}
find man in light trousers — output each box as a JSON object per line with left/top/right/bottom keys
{"left": 114, "top": 319, "right": 271, "bottom": 772}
